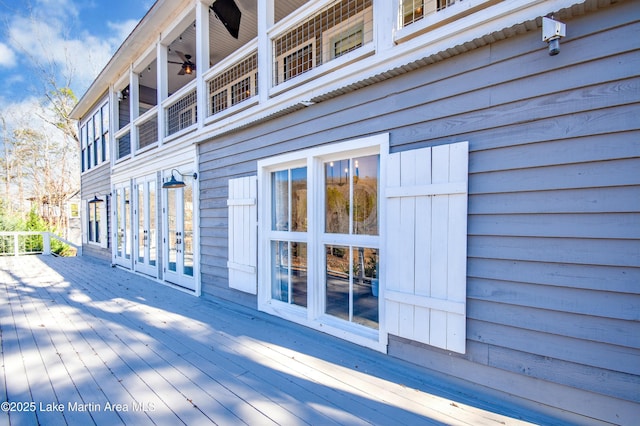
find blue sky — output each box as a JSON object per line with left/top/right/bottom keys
{"left": 0, "top": 0, "right": 152, "bottom": 128}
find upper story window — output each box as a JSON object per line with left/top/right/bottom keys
{"left": 80, "top": 100, "right": 109, "bottom": 173}
{"left": 272, "top": 0, "right": 373, "bottom": 86}
{"left": 207, "top": 51, "right": 258, "bottom": 117}
{"left": 400, "top": 0, "right": 459, "bottom": 28}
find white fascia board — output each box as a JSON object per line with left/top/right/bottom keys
{"left": 110, "top": 142, "right": 197, "bottom": 183}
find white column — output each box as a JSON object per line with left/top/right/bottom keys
{"left": 157, "top": 40, "right": 168, "bottom": 144}
{"left": 130, "top": 68, "right": 139, "bottom": 157}
{"left": 257, "top": 0, "right": 275, "bottom": 103}
{"left": 374, "top": 0, "right": 397, "bottom": 53}
{"left": 196, "top": 1, "right": 210, "bottom": 127}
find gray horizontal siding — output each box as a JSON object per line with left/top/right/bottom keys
{"left": 80, "top": 163, "right": 111, "bottom": 261}
{"left": 198, "top": 1, "right": 639, "bottom": 423}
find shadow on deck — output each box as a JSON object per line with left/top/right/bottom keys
{"left": 1, "top": 255, "right": 543, "bottom": 425}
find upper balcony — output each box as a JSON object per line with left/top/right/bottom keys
{"left": 106, "top": 0, "right": 504, "bottom": 166}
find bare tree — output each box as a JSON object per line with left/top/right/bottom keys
{"left": 0, "top": 2, "right": 80, "bottom": 233}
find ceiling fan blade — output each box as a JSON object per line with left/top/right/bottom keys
{"left": 175, "top": 50, "right": 188, "bottom": 63}
{"left": 168, "top": 60, "right": 182, "bottom": 65}
{"left": 177, "top": 68, "right": 186, "bottom": 76}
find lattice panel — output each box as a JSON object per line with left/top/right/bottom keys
{"left": 273, "top": 0, "right": 372, "bottom": 85}
{"left": 208, "top": 52, "right": 258, "bottom": 117}
{"left": 117, "top": 132, "right": 131, "bottom": 159}
{"left": 166, "top": 90, "right": 197, "bottom": 136}
{"left": 400, "top": 0, "right": 458, "bottom": 27}
{"left": 137, "top": 114, "right": 158, "bottom": 149}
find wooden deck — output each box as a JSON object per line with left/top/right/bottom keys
{"left": 1, "top": 255, "right": 542, "bottom": 426}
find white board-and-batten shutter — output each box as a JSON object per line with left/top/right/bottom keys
{"left": 385, "top": 141, "right": 468, "bottom": 354}
{"left": 227, "top": 176, "right": 258, "bottom": 294}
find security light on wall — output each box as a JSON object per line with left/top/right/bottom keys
{"left": 163, "top": 169, "right": 198, "bottom": 189}
{"left": 542, "top": 16, "right": 566, "bottom": 56}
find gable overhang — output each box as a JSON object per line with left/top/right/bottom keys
{"left": 70, "top": 0, "right": 192, "bottom": 120}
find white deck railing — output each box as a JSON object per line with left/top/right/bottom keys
{"left": 0, "top": 232, "right": 82, "bottom": 257}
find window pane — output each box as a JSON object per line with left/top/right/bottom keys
{"left": 149, "top": 181, "right": 156, "bottom": 266}
{"left": 88, "top": 204, "right": 95, "bottom": 242}
{"left": 352, "top": 247, "right": 378, "bottom": 329}
{"left": 116, "top": 190, "right": 123, "bottom": 256}
{"left": 291, "top": 242, "right": 307, "bottom": 307}
{"left": 183, "top": 181, "right": 194, "bottom": 277}
{"left": 138, "top": 184, "right": 145, "bottom": 263}
{"left": 291, "top": 167, "right": 307, "bottom": 232}
{"left": 353, "top": 154, "right": 379, "bottom": 235}
{"left": 325, "top": 245, "right": 350, "bottom": 321}
{"left": 167, "top": 189, "right": 177, "bottom": 272}
{"left": 95, "top": 204, "right": 100, "bottom": 244}
{"left": 124, "top": 187, "right": 131, "bottom": 259}
{"left": 325, "top": 159, "right": 350, "bottom": 234}
{"left": 272, "top": 170, "right": 289, "bottom": 231}
{"left": 271, "top": 240, "right": 289, "bottom": 302}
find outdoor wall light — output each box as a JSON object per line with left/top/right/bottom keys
{"left": 542, "top": 16, "right": 566, "bottom": 56}
{"left": 88, "top": 194, "right": 105, "bottom": 204}
{"left": 163, "top": 169, "right": 198, "bottom": 189}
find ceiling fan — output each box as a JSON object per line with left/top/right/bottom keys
{"left": 169, "top": 51, "right": 196, "bottom": 75}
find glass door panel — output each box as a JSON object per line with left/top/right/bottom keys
{"left": 113, "top": 185, "right": 132, "bottom": 268}
{"left": 135, "top": 176, "right": 157, "bottom": 277}
{"left": 137, "top": 183, "right": 145, "bottom": 264}
{"left": 183, "top": 183, "right": 194, "bottom": 277}
{"left": 124, "top": 187, "right": 131, "bottom": 260}
{"left": 148, "top": 182, "right": 156, "bottom": 266}
{"left": 163, "top": 172, "right": 196, "bottom": 291}
{"left": 167, "top": 188, "right": 177, "bottom": 273}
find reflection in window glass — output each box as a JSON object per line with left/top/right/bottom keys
{"left": 325, "top": 159, "right": 350, "bottom": 234}
{"left": 291, "top": 167, "right": 307, "bottom": 232}
{"left": 325, "top": 155, "right": 379, "bottom": 235}
{"left": 352, "top": 247, "right": 378, "bottom": 329}
{"left": 352, "top": 155, "right": 378, "bottom": 235}
{"left": 272, "top": 170, "right": 288, "bottom": 231}
{"left": 325, "top": 245, "right": 379, "bottom": 330}
{"left": 271, "top": 241, "right": 308, "bottom": 306}
{"left": 272, "top": 167, "right": 307, "bottom": 232}
{"left": 325, "top": 245, "right": 350, "bottom": 322}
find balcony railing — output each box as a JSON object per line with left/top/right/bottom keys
{"left": 106, "top": 0, "right": 494, "bottom": 158}
{"left": 116, "top": 130, "right": 131, "bottom": 159}
{"left": 400, "top": 0, "right": 459, "bottom": 28}
{"left": 165, "top": 88, "right": 197, "bottom": 137}
{"left": 136, "top": 109, "right": 159, "bottom": 150}
{"left": 272, "top": 0, "right": 373, "bottom": 86}
{"left": 207, "top": 51, "right": 258, "bottom": 118}
{"left": 0, "top": 232, "right": 81, "bottom": 256}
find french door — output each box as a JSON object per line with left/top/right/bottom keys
{"left": 134, "top": 175, "right": 157, "bottom": 277}
{"left": 163, "top": 173, "right": 196, "bottom": 291}
{"left": 113, "top": 183, "right": 133, "bottom": 268}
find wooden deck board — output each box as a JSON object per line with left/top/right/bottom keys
{"left": 0, "top": 256, "right": 540, "bottom": 425}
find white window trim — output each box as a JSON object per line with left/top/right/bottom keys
{"left": 275, "top": 37, "right": 317, "bottom": 86}
{"left": 258, "top": 133, "right": 389, "bottom": 352}
{"left": 210, "top": 71, "right": 257, "bottom": 116}
{"left": 321, "top": 6, "right": 373, "bottom": 63}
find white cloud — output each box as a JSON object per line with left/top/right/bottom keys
{"left": 0, "top": 43, "right": 17, "bottom": 68}
{"left": 6, "top": 11, "right": 138, "bottom": 96}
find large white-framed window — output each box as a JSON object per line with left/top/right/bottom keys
{"left": 80, "top": 100, "right": 110, "bottom": 172}
{"left": 86, "top": 198, "right": 107, "bottom": 248}
{"left": 258, "top": 133, "right": 388, "bottom": 351}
